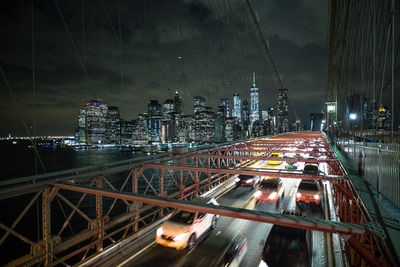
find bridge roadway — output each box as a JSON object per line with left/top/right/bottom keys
{"left": 81, "top": 161, "right": 331, "bottom": 267}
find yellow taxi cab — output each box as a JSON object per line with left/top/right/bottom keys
{"left": 268, "top": 153, "right": 281, "bottom": 165}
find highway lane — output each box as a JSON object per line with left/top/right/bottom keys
{"left": 90, "top": 160, "right": 331, "bottom": 267}
{"left": 119, "top": 162, "right": 329, "bottom": 267}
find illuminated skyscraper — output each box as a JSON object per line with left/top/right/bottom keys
{"left": 249, "top": 72, "right": 259, "bottom": 133}
{"left": 277, "top": 88, "right": 289, "bottom": 133}
{"left": 232, "top": 93, "right": 241, "bottom": 122}
{"left": 377, "top": 105, "right": 392, "bottom": 130}
{"left": 193, "top": 96, "right": 214, "bottom": 143}
{"left": 219, "top": 98, "right": 230, "bottom": 118}
{"left": 148, "top": 100, "right": 161, "bottom": 142}
{"left": 242, "top": 99, "right": 250, "bottom": 131}
{"left": 106, "top": 106, "right": 120, "bottom": 144}
{"left": 194, "top": 96, "right": 206, "bottom": 114}
{"left": 194, "top": 107, "right": 215, "bottom": 143}
{"left": 178, "top": 115, "right": 194, "bottom": 143}
{"left": 215, "top": 105, "right": 226, "bottom": 142}
{"left": 173, "top": 91, "right": 183, "bottom": 115}
{"left": 78, "top": 99, "right": 109, "bottom": 145}
{"left": 133, "top": 113, "right": 149, "bottom": 141}
{"left": 161, "top": 99, "right": 174, "bottom": 142}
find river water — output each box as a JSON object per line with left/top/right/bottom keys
{"left": 0, "top": 146, "right": 146, "bottom": 181}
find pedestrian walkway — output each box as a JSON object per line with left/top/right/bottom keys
{"left": 333, "top": 144, "right": 400, "bottom": 262}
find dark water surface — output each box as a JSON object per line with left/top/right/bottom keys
{"left": 0, "top": 146, "right": 144, "bottom": 181}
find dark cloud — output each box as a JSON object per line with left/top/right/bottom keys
{"left": 0, "top": 0, "right": 328, "bottom": 136}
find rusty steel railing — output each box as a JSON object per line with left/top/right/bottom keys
{"left": 336, "top": 136, "right": 400, "bottom": 209}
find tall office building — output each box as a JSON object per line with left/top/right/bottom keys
{"left": 132, "top": 113, "right": 149, "bottom": 141}
{"left": 215, "top": 105, "right": 227, "bottom": 142}
{"left": 377, "top": 105, "right": 392, "bottom": 130}
{"left": 173, "top": 91, "right": 183, "bottom": 115}
{"left": 116, "top": 119, "right": 135, "bottom": 145}
{"left": 232, "top": 93, "right": 241, "bottom": 122}
{"left": 194, "top": 106, "right": 215, "bottom": 143}
{"left": 225, "top": 118, "right": 235, "bottom": 141}
{"left": 249, "top": 73, "right": 260, "bottom": 133}
{"left": 242, "top": 99, "right": 250, "bottom": 132}
{"left": 78, "top": 99, "right": 109, "bottom": 145}
{"left": 178, "top": 115, "right": 194, "bottom": 143}
{"left": 219, "top": 98, "right": 230, "bottom": 118}
{"left": 277, "top": 88, "right": 289, "bottom": 133}
{"left": 194, "top": 96, "right": 206, "bottom": 114}
{"left": 161, "top": 99, "right": 175, "bottom": 142}
{"left": 148, "top": 100, "right": 161, "bottom": 142}
{"left": 106, "top": 106, "right": 120, "bottom": 144}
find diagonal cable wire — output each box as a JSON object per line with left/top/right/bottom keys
{"left": 0, "top": 65, "right": 47, "bottom": 173}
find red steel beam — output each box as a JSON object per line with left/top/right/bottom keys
{"left": 212, "top": 148, "right": 335, "bottom": 155}
{"left": 191, "top": 154, "right": 338, "bottom": 164}
{"left": 141, "top": 164, "right": 344, "bottom": 181}
{"left": 229, "top": 145, "right": 327, "bottom": 153}
{"left": 52, "top": 183, "right": 367, "bottom": 235}
{"left": 345, "top": 234, "right": 386, "bottom": 267}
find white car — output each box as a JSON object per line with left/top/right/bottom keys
{"left": 156, "top": 197, "right": 219, "bottom": 250}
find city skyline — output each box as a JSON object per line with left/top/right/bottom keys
{"left": 1, "top": 1, "right": 329, "bottom": 136}
{"left": 75, "top": 74, "right": 294, "bottom": 145}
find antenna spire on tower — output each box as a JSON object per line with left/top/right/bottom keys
{"left": 252, "top": 72, "right": 256, "bottom": 87}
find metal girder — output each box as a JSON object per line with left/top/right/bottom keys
{"left": 231, "top": 145, "right": 330, "bottom": 150}
{"left": 42, "top": 188, "right": 52, "bottom": 266}
{"left": 52, "top": 183, "right": 368, "bottom": 235}
{"left": 141, "top": 164, "right": 344, "bottom": 181}
{"left": 191, "top": 154, "right": 338, "bottom": 163}
{"left": 212, "top": 147, "right": 335, "bottom": 155}
{"left": 344, "top": 234, "right": 386, "bottom": 267}
{"left": 96, "top": 177, "right": 103, "bottom": 252}
{"left": 231, "top": 143, "right": 328, "bottom": 147}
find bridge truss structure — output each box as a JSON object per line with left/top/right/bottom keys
{"left": 0, "top": 132, "right": 397, "bottom": 266}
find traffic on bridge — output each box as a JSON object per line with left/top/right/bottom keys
{"left": 0, "top": 132, "right": 396, "bottom": 267}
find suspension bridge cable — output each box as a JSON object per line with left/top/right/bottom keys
{"left": 0, "top": 65, "right": 47, "bottom": 173}
{"left": 53, "top": 0, "right": 96, "bottom": 98}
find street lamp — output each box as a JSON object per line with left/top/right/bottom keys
{"left": 349, "top": 113, "right": 358, "bottom": 132}
{"left": 327, "top": 103, "right": 336, "bottom": 113}
{"left": 325, "top": 102, "right": 337, "bottom": 134}
{"left": 349, "top": 113, "right": 357, "bottom": 120}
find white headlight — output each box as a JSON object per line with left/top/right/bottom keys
{"left": 296, "top": 192, "right": 302, "bottom": 197}
{"left": 254, "top": 190, "right": 262, "bottom": 197}
{"left": 314, "top": 194, "right": 320, "bottom": 200}
{"left": 235, "top": 178, "right": 240, "bottom": 182}
{"left": 268, "top": 192, "right": 277, "bottom": 199}
{"left": 173, "top": 232, "right": 188, "bottom": 241}
{"left": 246, "top": 179, "right": 253, "bottom": 184}
{"left": 156, "top": 227, "right": 163, "bottom": 236}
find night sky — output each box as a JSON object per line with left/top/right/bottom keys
{"left": 0, "top": 0, "right": 328, "bottom": 136}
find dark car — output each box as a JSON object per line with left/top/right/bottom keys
{"left": 235, "top": 174, "right": 260, "bottom": 189}
{"left": 259, "top": 212, "right": 312, "bottom": 267}
{"left": 183, "top": 234, "right": 248, "bottom": 267}
{"left": 216, "top": 234, "right": 248, "bottom": 266}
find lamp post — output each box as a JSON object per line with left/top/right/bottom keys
{"left": 326, "top": 102, "right": 337, "bottom": 139}
{"left": 349, "top": 113, "right": 357, "bottom": 132}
